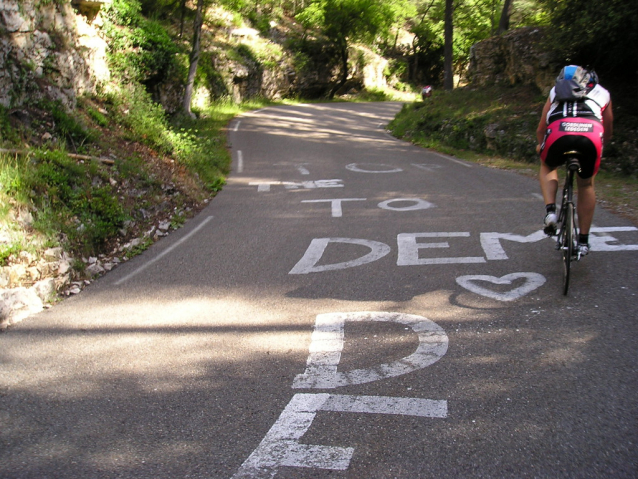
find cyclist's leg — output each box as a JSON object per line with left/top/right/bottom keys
{"left": 576, "top": 174, "right": 596, "bottom": 235}
{"left": 538, "top": 123, "right": 564, "bottom": 210}
{"left": 573, "top": 132, "right": 601, "bottom": 239}
{"left": 539, "top": 162, "right": 559, "bottom": 206}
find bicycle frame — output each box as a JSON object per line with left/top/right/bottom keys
{"left": 555, "top": 154, "right": 581, "bottom": 295}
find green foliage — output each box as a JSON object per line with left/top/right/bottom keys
{"left": 85, "top": 106, "right": 109, "bottom": 127}
{"left": 103, "top": 0, "right": 143, "bottom": 26}
{"left": 139, "top": 0, "right": 186, "bottom": 20}
{"left": 405, "top": 0, "right": 549, "bottom": 83}
{"left": 219, "top": 0, "right": 301, "bottom": 23}
{"left": 1, "top": 150, "right": 127, "bottom": 254}
{"left": 102, "top": 0, "right": 180, "bottom": 85}
{"left": 195, "top": 52, "right": 229, "bottom": 98}
{"left": 105, "top": 83, "right": 233, "bottom": 192}
{"left": 39, "top": 100, "right": 96, "bottom": 150}
{"left": 298, "top": 0, "right": 407, "bottom": 48}
{"left": 0, "top": 156, "right": 27, "bottom": 204}
{"left": 0, "top": 106, "right": 20, "bottom": 145}
{"left": 354, "top": 88, "right": 391, "bottom": 101}
{"left": 538, "top": 0, "right": 638, "bottom": 84}
{"left": 0, "top": 243, "right": 21, "bottom": 266}
{"left": 510, "top": 0, "right": 551, "bottom": 26}
{"left": 389, "top": 83, "right": 637, "bottom": 177}
{"left": 297, "top": 0, "right": 412, "bottom": 97}
{"left": 126, "top": 236, "right": 153, "bottom": 257}
{"left": 110, "top": 84, "right": 172, "bottom": 153}
{"left": 168, "top": 107, "right": 235, "bottom": 191}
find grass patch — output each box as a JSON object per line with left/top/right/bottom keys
{"left": 389, "top": 85, "right": 544, "bottom": 164}
{"left": 7, "top": 149, "right": 127, "bottom": 256}
{"left": 0, "top": 86, "right": 275, "bottom": 270}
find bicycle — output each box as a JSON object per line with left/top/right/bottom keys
{"left": 551, "top": 151, "right": 583, "bottom": 295}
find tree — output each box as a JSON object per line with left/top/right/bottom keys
{"left": 443, "top": 0, "right": 453, "bottom": 90}
{"left": 497, "top": 0, "right": 512, "bottom": 34}
{"left": 404, "top": 0, "right": 549, "bottom": 88}
{"left": 297, "top": 0, "right": 408, "bottom": 98}
{"left": 537, "top": 0, "right": 638, "bottom": 86}
{"left": 182, "top": 0, "right": 205, "bottom": 117}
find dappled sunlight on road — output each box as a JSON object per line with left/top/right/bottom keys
{"left": 1, "top": 294, "right": 312, "bottom": 398}
{"left": 235, "top": 102, "right": 407, "bottom": 148}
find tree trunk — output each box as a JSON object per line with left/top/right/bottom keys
{"left": 179, "top": 0, "right": 186, "bottom": 38}
{"left": 498, "top": 0, "right": 513, "bottom": 34}
{"left": 329, "top": 43, "right": 349, "bottom": 99}
{"left": 443, "top": 0, "right": 454, "bottom": 90}
{"left": 182, "top": 0, "right": 204, "bottom": 117}
{"left": 412, "top": 39, "right": 419, "bottom": 83}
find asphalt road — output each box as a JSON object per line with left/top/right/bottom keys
{"left": 2, "top": 102, "right": 637, "bottom": 478}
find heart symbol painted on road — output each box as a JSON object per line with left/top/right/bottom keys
{"left": 456, "top": 272, "right": 546, "bottom": 302}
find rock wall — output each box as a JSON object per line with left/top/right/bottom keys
{"left": 0, "top": 0, "right": 109, "bottom": 109}
{"left": 467, "top": 27, "right": 557, "bottom": 94}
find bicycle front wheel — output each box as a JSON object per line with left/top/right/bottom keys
{"left": 562, "top": 202, "right": 575, "bottom": 295}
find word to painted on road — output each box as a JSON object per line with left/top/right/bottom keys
{"left": 232, "top": 312, "right": 448, "bottom": 478}
{"left": 302, "top": 197, "right": 435, "bottom": 217}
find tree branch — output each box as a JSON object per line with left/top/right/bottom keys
{"left": 0, "top": 149, "right": 115, "bottom": 165}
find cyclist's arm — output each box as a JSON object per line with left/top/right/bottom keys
{"left": 536, "top": 97, "right": 552, "bottom": 153}
{"left": 603, "top": 100, "right": 613, "bottom": 144}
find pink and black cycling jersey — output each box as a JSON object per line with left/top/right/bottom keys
{"left": 540, "top": 84, "right": 611, "bottom": 178}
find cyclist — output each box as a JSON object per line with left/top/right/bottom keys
{"left": 536, "top": 65, "right": 614, "bottom": 256}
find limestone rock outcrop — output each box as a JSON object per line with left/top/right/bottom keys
{"left": 0, "top": 0, "right": 109, "bottom": 108}
{"left": 467, "top": 27, "right": 557, "bottom": 94}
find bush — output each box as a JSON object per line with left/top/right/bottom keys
{"left": 110, "top": 83, "right": 173, "bottom": 153}
{"left": 389, "top": 86, "right": 541, "bottom": 163}
{"left": 0, "top": 106, "right": 20, "bottom": 145}
{"left": 29, "top": 151, "right": 127, "bottom": 252}
{"left": 102, "top": 0, "right": 179, "bottom": 85}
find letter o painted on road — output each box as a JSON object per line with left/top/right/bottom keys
{"left": 378, "top": 198, "right": 435, "bottom": 211}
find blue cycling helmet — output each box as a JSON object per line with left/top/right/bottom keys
{"left": 558, "top": 65, "right": 598, "bottom": 90}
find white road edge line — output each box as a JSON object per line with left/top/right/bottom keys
{"left": 114, "top": 216, "right": 214, "bottom": 285}
{"left": 433, "top": 152, "right": 472, "bottom": 167}
{"left": 237, "top": 150, "right": 244, "bottom": 173}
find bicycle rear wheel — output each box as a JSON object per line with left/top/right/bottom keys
{"left": 562, "top": 202, "right": 575, "bottom": 295}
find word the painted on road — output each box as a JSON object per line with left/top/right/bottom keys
{"left": 232, "top": 312, "right": 448, "bottom": 478}
{"left": 249, "top": 179, "right": 343, "bottom": 192}
{"left": 249, "top": 159, "right": 460, "bottom": 192}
